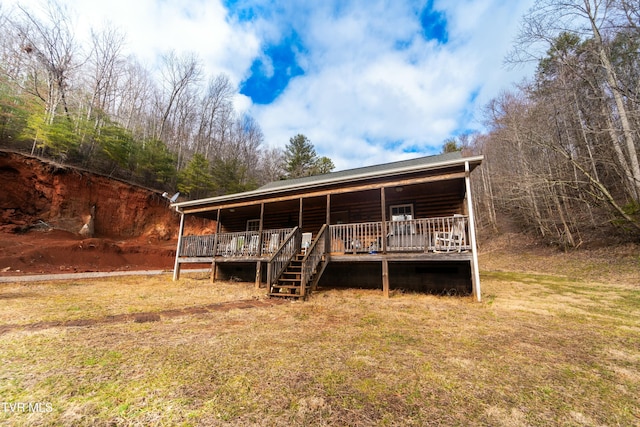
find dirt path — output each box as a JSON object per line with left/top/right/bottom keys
{"left": 0, "top": 298, "right": 286, "bottom": 336}
{"left": 0, "top": 269, "right": 210, "bottom": 283}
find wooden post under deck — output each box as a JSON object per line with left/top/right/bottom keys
{"left": 255, "top": 261, "right": 262, "bottom": 288}
{"left": 382, "top": 258, "right": 389, "bottom": 298}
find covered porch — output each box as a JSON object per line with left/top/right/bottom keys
{"left": 172, "top": 154, "right": 483, "bottom": 301}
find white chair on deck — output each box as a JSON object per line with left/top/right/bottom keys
{"left": 267, "top": 234, "right": 280, "bottom": 254}
{"left": 301, "top": 232, "right": 313, "bottom": 254}
{"left": 246, "top": 234, "right": 260, "bottom": 255}
{"left": 224, "top": 237, "right": 237, "bottom": 256}
{"left": 434, "top": 216, "right": 466, "bottom": 252}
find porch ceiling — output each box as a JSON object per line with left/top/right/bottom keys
{"left": 183, "top": 171, "right": 468, "bottom": 216}
{"left": 175, "top": 153, "right": 482, "bottom": 216}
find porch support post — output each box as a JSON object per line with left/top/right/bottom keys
{"left": 258, "top": 203, "right": 265, "bottom": 256}
{"left": 380, "top": 187, "right": 387, "bottom": 253}
{"left": 382, "top": 258, "right": 389, "bottom": 298}
{"left": 299, "top": 197, "right": 303, "bottom": 229}
{"left": 211, "top": 208, "right": 221, "bottom": 283}
{"left": 172, "top": 210, "right": 185, "bottom": 281}
{"left": 326, "top": 194, "right": 331, "bottom": 225}
{"left": 465, "top": 161, "right": 482, "bottom": 302}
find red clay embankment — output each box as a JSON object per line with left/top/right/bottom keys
{"left": 0, "top": 150, "right": 213, "bottom": 275}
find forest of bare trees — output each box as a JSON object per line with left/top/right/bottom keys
{"left": 0, "top": 1, "right": 283, "bottom": 198}
{"left": 468, "top": 0, "right": 640, "bottom": 246}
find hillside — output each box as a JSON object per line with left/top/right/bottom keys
{"left": 0, "top": 150, "right": 213, "bottom": 275}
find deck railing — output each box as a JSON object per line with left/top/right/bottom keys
{"left": 329, "top": 215, "right": 470, "bottom": 253}
{"left": 329, "top": 221, "right": 383, "bottom": 254}
{"left": 214, "top": 231, "right": 260, "bottom": 257}
{"left": 179, "top": 228, "right": 295, "bottom": 258}
{"left": 300, "top": 224, "right": 329, "bottom": 296}
{"left": 180, "top": 216, "right": 469, "bottom": 259}
{"left": 267, "top": 227, "right": 301, "bottom": 287}
{"left": 260, "top": 228, "right": 295, "bottom": 256}
{"left": 180, "top": 234, "right": 216, "bottom": 257}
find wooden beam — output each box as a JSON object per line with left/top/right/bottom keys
{"left": 177, "top": 257, "right": 214, "bottom": 263}
{"left": 182, "top": 171, "right": 467, "bottom": 215}
{"left": 328, "top": 252, "right": 473, "bottom": 262}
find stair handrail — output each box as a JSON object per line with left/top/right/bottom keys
{"left": 267, "top": 226, "right": 301, "bottom": 287}
{"left": 300, "top": 224, "right": 329, "bottom": 297}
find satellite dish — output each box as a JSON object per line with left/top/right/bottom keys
{"left": 169, "top": 192, "right": 180, "bottom": 203}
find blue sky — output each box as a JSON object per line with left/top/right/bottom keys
{"left": 5, "top": 0, "right": 536, "bottom": 170}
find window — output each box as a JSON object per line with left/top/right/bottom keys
{"left": 390, "top": 204, "right": 414, "bottom": 235}
{"left": 390, "top": 204, "right": 413, "bottom": 221}
{"left": 246, "top": 219, "right": 260, "bottom": 232}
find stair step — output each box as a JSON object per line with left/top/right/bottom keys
{"left": 269, "top": 293, "right": 303, "bottom": 298}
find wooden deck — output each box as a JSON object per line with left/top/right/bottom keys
{"left": 174, "top": 216, "right": 474, "bottom": 299}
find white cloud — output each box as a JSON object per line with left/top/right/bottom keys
{"left": 247, "top": 0, "right": 534, "bottom": 169}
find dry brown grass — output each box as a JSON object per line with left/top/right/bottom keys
{"left": 0, "top": 272, "right": 263, "bottom": 325}
{"left": 1, "top": 253, "right": 639, "bottom": 426}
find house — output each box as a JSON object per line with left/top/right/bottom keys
{"left": 171, "top": 151, "right": 484, "bottom": 301}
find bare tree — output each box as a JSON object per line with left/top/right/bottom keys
{"left": 85, "top": 25, "right": 126, "bottom": 124}
{"left": 155, "top": 50, "right": 202, "bottom": 141}
{"left": 193, "top": 74, "right": 234, "bottom": 159}
{"left": 258, "top": 146, "right": 285, "bottom": 183}
{"left": 509, "top": 0, "right": 640, "bottom": 204}
{"left": 11, "top": 1, "right": 79, "bottom": 125}
{"left": 115, "top": 60, "right": 156, "bottom": 138}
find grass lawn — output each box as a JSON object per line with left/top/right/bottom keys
{"left": 0, "top": 250, "right": 638, "bottom": 426}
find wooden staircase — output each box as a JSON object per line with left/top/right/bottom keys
{"left": 269, "top": 253, "right": 321, "bottom": 299}
{"left": 268, "top": 225, "right": 329, "bottom": 300}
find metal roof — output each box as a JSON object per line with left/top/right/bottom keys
{"left": 172, "top": 151, "right": 483, "bottom": 210}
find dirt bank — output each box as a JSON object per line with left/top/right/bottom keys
{"left": 0, "top": 150, "right": 214, "bottom": 275}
